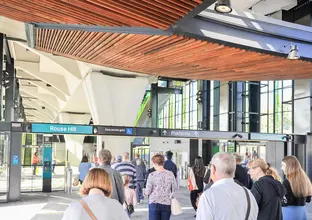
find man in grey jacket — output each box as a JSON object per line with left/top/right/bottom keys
{"left": 98, "top": 149, "right": 125, "bottom": 204}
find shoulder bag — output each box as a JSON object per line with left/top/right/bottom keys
{"left": 80, "top": 199, "right": 97, "bottom": 220}
{"left": 241, "top": 186, "right": 251, "bottom": 220}
{"left": 125, "top": 200, "right": 134, "bottom": 214}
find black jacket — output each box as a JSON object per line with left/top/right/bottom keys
{"left": 234, "top": 164, "right": 253, "bottom": 189}
{"left": 282, "top": 178, "right": 311, "bottom": 207}
{"left": 144, "top": 167, "right": 155, "bottom": 188}
{"left": 251, "top": 176, "right": 285, "bottom": 220}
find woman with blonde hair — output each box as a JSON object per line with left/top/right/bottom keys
{"left": 281, "top": 156, "right": 312, "bottom": 220}
{"left": 62, "top": 168, "right": 129, "bottom": 220}
{"left": 249, "top": 158, "right": 285, "bottom": 220}
{"left": 122, "top": 174, "right": 137, "bottom": 218}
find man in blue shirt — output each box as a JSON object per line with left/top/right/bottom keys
{"left": 164, "top": 151, "right": 177, "bottom": 178}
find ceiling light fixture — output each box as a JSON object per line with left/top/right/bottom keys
{"left": 287, "top": 45, "right": 300, "bottom": 60}
{"left": 215, "top": 0, "right": 232, "bottom": 13}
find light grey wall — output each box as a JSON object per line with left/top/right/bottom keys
{"left": 266, "top": 141, "right": 284, "bottom": 179}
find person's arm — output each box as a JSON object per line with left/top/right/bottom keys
{"left": 282, "top": 179, "right": 293, "bottom": 206}
{"left": 132, "top": 190, "right": 137, "bottom": 206}
{"left": 250, "top": 181, "right": 262, "bottom": 206}
{"left": 62, "top": 203, "right": 79, "bottom": 220}
{"left": 196, "top": 192, "right": 213, "bottom": 220}
{"left": 171, "top": 172, "right": 178, "bottom": 195}
{"left": 132, "top": 167, "right": 137, "bottom": 189}
{"left": 203, "top": 169, "right": 211, "bottom": 184}
{"left": 145, "top": 173, "right": 153, "bottom": 196}
{"left": 115, "top": 172, "right": 125, "bottom": 204}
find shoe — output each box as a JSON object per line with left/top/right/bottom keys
{"left": 139, "top": 200, "right": 144, "bottom": 204}
{"left": 194, "top": 215, "right": 196, "bottom": 218}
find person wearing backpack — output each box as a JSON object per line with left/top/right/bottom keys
{"left": 122, "top": 175, "right": 136, "bottom": 218}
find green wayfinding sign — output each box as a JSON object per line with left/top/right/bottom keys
{"left": 31, "top": 123, "right": 93, "bottom": 135}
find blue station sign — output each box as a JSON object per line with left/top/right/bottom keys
{"left": 31, "top": 123, "right": 93, "bottom": 135}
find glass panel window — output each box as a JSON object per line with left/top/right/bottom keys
{"left": 283, "top": 111, "right": 292, "bottom": 134}
{"left": 176, "top": 114, "right": 182, "bottom": 129}
{"left": 261, "top": 115, "right": 268, "bottom": 133}
{"left": 275, "top": 112, "right": 282, "bottom": 133}
{"left": 275, "top": 89, "right": 282, "bottom": 113}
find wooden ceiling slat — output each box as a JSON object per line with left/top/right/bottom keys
{"left": 140, "top": 0, "right": 186, "bottom": 17}
{"left": 35, "top": 29, "right": 312, "bottom": 80}
{"left": 84, "top": 0, "right": 169, "bottom": 29}
{"left": 0, "top": 0, "right": 201, "bottom": 29}
{"left": 112, "top": 0, "right": 176, "bottom": 25}
{"left": 126, "top": 0, "right": 179, "bottom": 20}
{"left": 60, "top": 0, "right": 150, "bottom": 27}
{"left": 39, "top": 0, "right": 121, "bottom": 26}
{"left": 87, "top": 33, "right": 128, "bottom": 60}
{"left": 103, "top": 35, "right": 170, "bottom": 65}
{"left": 179, "top": 0, "right": 202, "bottom": 7}
{"left": 166, "top": 0, "right": 198, "bottom": 10}
{"left": 154, "top": 0, "right": 190, "bottom": 14}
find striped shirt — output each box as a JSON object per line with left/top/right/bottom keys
{"left": 112, "top": 161, "right": 137, "bottom": 189}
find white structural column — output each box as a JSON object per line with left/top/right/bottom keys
{"left": 59, "top": 113, "right": 91, "bottom": 166}
{"left": 294, "top": 80, "right": 311, "bottom": 134}
{"left": 219, "top": 81, "right": 229, "bottom": 131}
{"left": 83, "top": 72, "right": 148, "bottom": 157}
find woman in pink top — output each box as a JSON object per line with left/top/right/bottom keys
{"left": 122, "top": 175, "right": 137, "bottom": 218}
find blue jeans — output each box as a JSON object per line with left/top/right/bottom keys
{"left": 282, "top": 206, "right": 307, "bottom": 220}
{"left": 136, "top": 181, "right": 144, "bottom": 202}
{"left": 33, "top": 164, "right": 37, "bottom": 175}
{"left": 149, "top": 203, "right": 171, "bottom": 220}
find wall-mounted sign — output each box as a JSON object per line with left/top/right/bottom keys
{"left": 31, "top": 123, "right": 93, "bottom": 135}
{"left": 12, "top": 155, "right": 19, "bottom": 165}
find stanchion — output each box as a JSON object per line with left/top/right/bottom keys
{"left": 65, "top": 162, "right": 72, "bottom": 193}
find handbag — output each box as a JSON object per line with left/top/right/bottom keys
{"left": 242, "top": 186, "right": 251, "bottom": 220}
{"left": 80, "top": 199, "right": 97, "bottom": 220}
{"left": 73, "top": 177, "right": 79, "bottom": 186}
{"left": 124, "top": 201, "right": 134, "bottom": 214}
{"left": 171, "top": 198, "right": 182, "bottom": 215}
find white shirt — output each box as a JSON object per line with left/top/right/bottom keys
{"left": 196, "top": 178, "right": 258, "bottom": 220}
{"left": 62, "top": 193, "right": 129, "bottom": 220}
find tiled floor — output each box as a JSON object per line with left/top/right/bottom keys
{"left": 0, "top": 187, "right": 312, "bottom": 220}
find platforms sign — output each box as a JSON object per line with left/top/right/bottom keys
{"left": 31, "top": 123, "right": 93, "bottom": 135}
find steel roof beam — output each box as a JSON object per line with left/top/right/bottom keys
{"left": 172, "top": 10, "right": 312, "bottom": 60}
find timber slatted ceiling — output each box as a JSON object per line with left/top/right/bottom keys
{"left": 0, "top": 0, "right": 203, "bottom": 29}
{"left": 36, "top": 29, "right": 312, "bottom": 81}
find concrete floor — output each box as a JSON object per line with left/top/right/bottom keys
{"left": 0, "top": 187, "right": 312, "bottom": 220}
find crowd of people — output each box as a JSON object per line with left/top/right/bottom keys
{"left": 62, "top": 149, "right": 312, "bottom": 220}
{"left": 193, "top": 153, "right": 312, "bottom": 220}
{"left": 63, "top": 150, "right": 178, "bottom": 220}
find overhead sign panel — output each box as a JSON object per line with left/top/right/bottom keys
{"left": 95, "top": 126, "right": 137, "bottom": 136}
{"left": 161, "top": 129, "right": 248, "bottom": 140}
{"left": 31, "top": 123, "right": 93, "bottom": 135}
{"left": 249, "top": 133, "right": 286, "bottom": 141}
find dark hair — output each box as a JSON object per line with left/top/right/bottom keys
{"left": 34, "top": 152, "right": 38, "bottom": 156}
{"left": 192, "top": 156, "right": 205, "bottom": 177}
{"left": 81, "top": 155, "right": 89, "bottom": 163}
{"left": 166, "top": 151, "right": 173, "bottom": 159}
{"left": 152, "top": 154, "right": 165, "bottom": 166}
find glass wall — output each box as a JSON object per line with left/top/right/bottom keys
{"left": 158, "top": 79, "right": 293, "bottom": 134}
{"left": 158, "top": 81, "right": 198, "bottom": 130}
{"left": 260, "top": 80, "right": 293, "bottom": 134}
